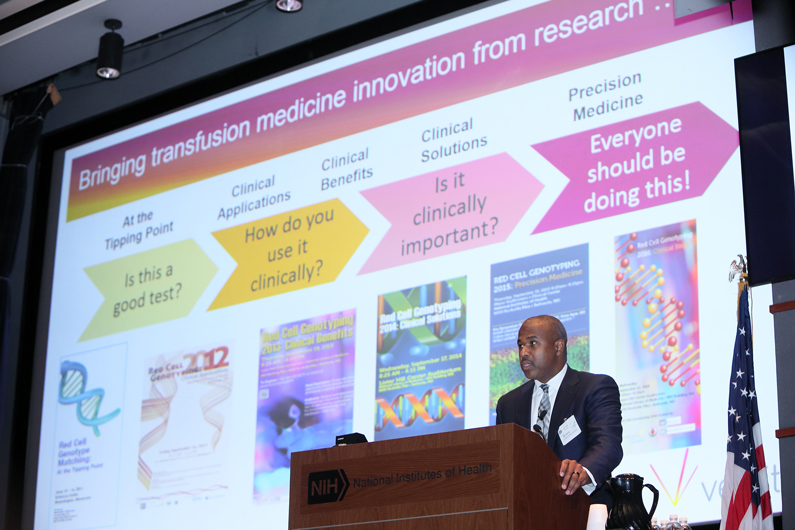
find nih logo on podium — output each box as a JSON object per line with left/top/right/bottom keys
{"left": 307, "top": 469, "right": 350, "bottom": 504}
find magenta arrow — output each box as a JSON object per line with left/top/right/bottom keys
{"left": 532, "top": 102, "right": 738, "bottom": 234}
{"left": 359, "top": 153, "right": 543, "bottom": 274}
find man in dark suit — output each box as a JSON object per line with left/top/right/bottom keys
{"left": 496, "top": 315, "right": 622, "bottom": 506}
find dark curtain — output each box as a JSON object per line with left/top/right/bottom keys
{"left": 0, "top": 84, "right": 59, "bottom": 529}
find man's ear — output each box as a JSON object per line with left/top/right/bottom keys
{"left": 555, "top": 339, "right": 564, "bottom": 356}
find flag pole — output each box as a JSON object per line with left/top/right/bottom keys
{"left": 721, "top": 255, "right": 773, "bottom": 530}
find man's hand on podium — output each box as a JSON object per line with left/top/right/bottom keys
{"left": 559, "top": 459, "right": 591, "bottom": 495}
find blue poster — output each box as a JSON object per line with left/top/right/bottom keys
{"left": 489, "top": 244, "right": 590, "bottom": 424}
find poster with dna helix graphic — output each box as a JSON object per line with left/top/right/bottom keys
{"left": 375, "top": 278, "right": 466, "bottom": 441}
{"left": 614, "top": 221, "right": 701, "bottom": 455}
{"left": 137, "top": 342, "right": 233, "bottom": 509}
{"left": 51, "top": 344, "right": 126, "bottom": 529}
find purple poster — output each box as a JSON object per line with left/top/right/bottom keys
{"left": 253, "top": 310, "right": 355, "bottom": 503}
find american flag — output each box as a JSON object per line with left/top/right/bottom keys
{"left": 720, "top": 281, "right": 773, "bottom": 530}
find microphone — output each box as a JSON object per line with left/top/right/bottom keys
{"left": 533, "top": 424, "right": 545, "bottom": 440}
{"left": 533, "top": 408, "right": 548, "bottom": 440}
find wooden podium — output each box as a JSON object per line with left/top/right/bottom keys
{"left": 288, "top": 424, "right": 590, "bottom": 530}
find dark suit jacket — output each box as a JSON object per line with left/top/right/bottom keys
{"left": 495, "top": 367, "right": 623, "bottom": 506}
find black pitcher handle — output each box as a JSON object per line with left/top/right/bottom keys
{"left": 643, "top": 483, "right": 659, "bottom": 518}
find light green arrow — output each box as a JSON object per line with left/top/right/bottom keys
{"left": 80, "top": 239, "right": 218, "bottom": 341}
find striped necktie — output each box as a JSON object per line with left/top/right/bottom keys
{"left": 538, "top": 383, "right": 551, "bottom": 441}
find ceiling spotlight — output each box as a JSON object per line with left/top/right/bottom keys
{"left": 276, "top": 0, "right": 302, "bottom": 12}
{"left": 97, "top": 19, "right": 124, "bottom": 79}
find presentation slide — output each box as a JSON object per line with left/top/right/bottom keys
{"left": 34, "top": 0, "right": 781, "bottom": 527}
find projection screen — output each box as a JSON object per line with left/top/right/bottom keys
{"left": 31, "top": 0, "right": 781, "bottom": 527}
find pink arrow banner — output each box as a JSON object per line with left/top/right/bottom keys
{"left": 66, "top": 0, "right": 749, "bottom": 221}
{"left": 532, "top": 102, "right": 738, "bottom": 234}
{"left": 359, "top": 153, "right": 543, "bottom": 274}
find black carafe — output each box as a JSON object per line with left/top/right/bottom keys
{"left": 606, "top": 473, "right": 659, "bottom": 530}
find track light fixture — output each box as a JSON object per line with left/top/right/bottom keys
{"left": 276, "top": 0, "right": 302, "bottom": 13}
{"left": 97, "top": 19, "right": 124, "bottom": 79}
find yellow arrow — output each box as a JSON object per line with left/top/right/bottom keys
{"left": 80, "top": 239, "right": 218, "bottom": 341}
{"left": 209, "top": 199, "right": 368, "bottom": 310}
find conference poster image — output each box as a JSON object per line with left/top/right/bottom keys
{"left": 375, "top": 278, "right": 467, "bottom": 441}
{"left": 136, "top": 342, "right": 234, "bottom": 509}
{"left": 614, "top": 221, "right": 701, "bottom": 455}
{"left": 51, "top": 345, "right": 126, "bottom": 529}
{"left": 253, "top": 310, "right": 356, "bottom": 503}
{"left": 489, "top": 244, "right": 590, "bottom": 424}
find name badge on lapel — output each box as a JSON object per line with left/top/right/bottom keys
{"left": 558, "top": 416, "right": 581, "bottom": 445}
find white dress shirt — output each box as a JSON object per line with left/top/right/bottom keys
{"left": 531, "top": 364, "right": 596, "bottom": 495}
{"left": 530, "top": 363, "right": 568, "bottom": 428}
